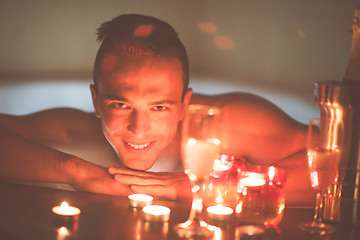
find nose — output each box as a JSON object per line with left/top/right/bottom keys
{"left": 127, "top": 109, "right": 151, "bottom": 136}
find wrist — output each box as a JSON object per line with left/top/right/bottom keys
{"left": 64, "top": 155, "right": 90, "bottom": 187}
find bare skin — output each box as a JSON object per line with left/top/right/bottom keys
{"left": 0, "top": 54, "right": 313, "bottom": 206}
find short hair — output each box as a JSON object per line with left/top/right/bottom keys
{"left": 93, "top": 14, "right": 189, "bottom": 99}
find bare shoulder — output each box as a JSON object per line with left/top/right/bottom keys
{"left": 192, "top": 92, "right": 287, "bottom": 112}
{"left": 0, "top": 108, "right": 100, "bottom": 143}
{"left": 191, "top": 92, "right": 308, "bottom": 163}
{"left": 191, "top": 92, "right": 304, "bottom": 127}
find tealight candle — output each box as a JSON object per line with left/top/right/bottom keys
{"left": 240, "top": 173, "right": 266, "bottom": 187}
{"left": 52, "top": 201, "right": 81, "bottom": 216}
{"left": 128, "top": 194, "right": 154, "bottom": 208}
{"left": 206, "top": 205, "right": 234, "bottom": 221}
{"left": 142, "top": 205, "right": 171, "bottom": 222}
{"left": 237, "top": 165, "right": 287, "bottom": 227}
{"left": 52, "top": 201, "right": 80, "bottom": 230}
{"left": 213, "top": 159, "right": 231, "bottom": 172}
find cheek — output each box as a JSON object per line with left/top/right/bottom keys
{"left": 154, "top": 114, "right": 180, "bottom": 138}
{"left": 100, "top": 112, "right": 125, "bottom": 136}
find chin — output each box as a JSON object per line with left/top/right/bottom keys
{"left": 122, "top": 159, "right": 156, "bottom": 171}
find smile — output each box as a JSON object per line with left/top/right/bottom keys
{"left": 127, "top": 142, "right": 151, "bottom": 150}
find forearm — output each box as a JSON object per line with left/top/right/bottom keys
{"left": 0, "top": 127, "right": 78, "bottom": 184}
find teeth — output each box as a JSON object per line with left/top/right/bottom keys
{"left": 127, "top": 142, "right": 150, "bottom": 150}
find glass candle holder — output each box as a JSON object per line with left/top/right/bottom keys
{"left": 236, "top": 165, "right": 287, "bottom": 227}
{"left": 203, "top": 155, "right": 245, "bottom": 221}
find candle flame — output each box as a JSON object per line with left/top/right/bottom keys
{"left": 269, "top": 166, "right": 275, "bottom": 181}
{"left": 60, "top": 201, "right": 69, "bottom": 208}
{"left": 215, "top": 192, "right": 224, "bottom": 204}
{"left": 58, "top": 226, "right": 69, "bottom": 236}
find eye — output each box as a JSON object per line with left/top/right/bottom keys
{"left": 152, "top": 106, "right": 168, "bottom": 111}
{"left": 111, "top": 102, "right": 130, "bottom": 109}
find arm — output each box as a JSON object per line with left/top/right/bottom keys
{"left": 0, "top": 109, "right": 131, "bottom": 196}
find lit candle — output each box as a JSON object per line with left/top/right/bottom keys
{"left": 142, "top": 205, "right": 171, "bottom": 222}
{"left": 213, "top": 159, "right": 231, "bottom": 172}
{"left": 240, "top": 173, "right": 266, "bottom": 187}
{"left": 128, "top": 194, "right": 153, "bottom": 208}
{"left": 52, "top": 201, "right": 81, "bottom": 216}
{"left": 206, "top": 205, "right": 234, "bottom": 221}
{"left": 237, "top": 166, "right": 287, "bottom": 227}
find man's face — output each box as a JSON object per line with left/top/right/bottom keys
{"left": 91, "top": 53, "right": 192, "bottom": 170}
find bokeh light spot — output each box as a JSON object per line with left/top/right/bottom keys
{"left": 134, "top": 25, "right": 153, "bottom": 36}
{"left": 214, "top": 35, "right": 234, "bottom": 50}
{"left": 198, "top": 22, "right": 218, "bottom": 33}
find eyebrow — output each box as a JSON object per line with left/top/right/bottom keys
{"left": 105, "top": 96, "right": 177, "bottom": 105}
{"left": 105, "top": 96, "right": 128, "bottom": 102}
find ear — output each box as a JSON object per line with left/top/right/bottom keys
{"left": 90, "top": 84, "right": 101, "bottom": 118}
{"left": 180, "top": 88, "right": 193, "bottom": 120}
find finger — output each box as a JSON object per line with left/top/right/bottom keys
{"left": 108, "top": 166, "right": 129, "bottom": 174}
{"left": 109, "top": 167, "right": 186, "bottom": 179}
{"left": 130, "top": 184, "right": 176, "bottom": 200}
{"left": 108, "top": 167, "right": 156, "bottom": 177}
{"left": 114, "top": 174, "right": 167, "bottom": 186}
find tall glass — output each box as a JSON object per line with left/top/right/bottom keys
{"left": 299, "top": 118, "right": 342, "bottom": 234}
{"left": 173, "top": 104, "right": 223, "bottom": 238}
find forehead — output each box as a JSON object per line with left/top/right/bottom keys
{"left": 98, "top": 54, "right": 184, "bottom": 99}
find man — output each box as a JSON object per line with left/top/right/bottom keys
{"left": 0, "top": 14, "right": 312, "bottom": 205}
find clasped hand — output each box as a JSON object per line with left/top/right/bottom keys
{"left": 108, "top": 167, "right": 191, "bottom": 201}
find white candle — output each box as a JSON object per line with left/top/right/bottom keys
{"left": 52, "top": 202, "right": 81, "bottom": 216}
{"left": 240, "top": 173, "right": 266, "bottom": 187}
{"left": 128, "top": 194, "right": 153, "bottom": 208}
{"left": 184, "top": 138, "right": 220, "bottom": 179}
{"left": 207, "top": 205, "right": 234, "bottom": 221}
{"left": 142, "top": 205, "right": 171, "bottom": 222}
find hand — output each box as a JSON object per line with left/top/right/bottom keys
{"left": 108, "top": 167, "right": 192, "bottom": 201}
{"left": 66, "top": 158, "right": 133, "bottom": 196}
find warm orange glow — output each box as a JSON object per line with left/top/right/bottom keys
{"left": 134, "top": 25, "right": 153, "bottom": 36}
{"left": 214, "top": 35, "right": 234, "bottom": 50}
{"left": 101, "top": 54, "right": 117, "bottom": 73}
{"left": 198, "top": 22, "right": 218, "bottom": 33}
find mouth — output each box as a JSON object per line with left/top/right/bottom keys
{"left": 124, "top": 140, "right": 155, "bottom": 153}
{"left": 127, "top": 142, "right": 151, "bottom": 150}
